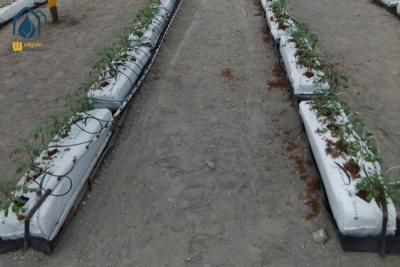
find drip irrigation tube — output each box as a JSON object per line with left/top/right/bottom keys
{"left": 299, "top": 120, "right": 400, "bottom": 255}
{"left": 0, "top": 0, "right": 184, "bottom": 254}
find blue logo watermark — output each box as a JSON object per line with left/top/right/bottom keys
{"left": 12, "top": 7, "right": 47, "bottom": 52}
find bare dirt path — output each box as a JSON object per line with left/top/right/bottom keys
{"left": 288, "top": 0, "right": 400, "bottom": 175}
{"left": 0, "top": 0, "right": 399, "bottom": 266}
{"left": 0, "top": 0, "right": 147, "bottom": 181}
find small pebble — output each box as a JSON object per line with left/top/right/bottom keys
{"left": 311, "top": 229, "right": 329, "bottom": 244}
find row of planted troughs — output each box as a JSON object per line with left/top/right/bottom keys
{"left": 0, "top": 0, "right": 181, "bottom": 254}
{"left": 261, "top": 0, "right": 400, "bottom": 254}
{"left": 0, "top": 0, "right": 47, "bottom": 23}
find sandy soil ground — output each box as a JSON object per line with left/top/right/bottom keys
{"left": 0, "top": 0, "right": 399, "bottom": 266}
{"left": 288, "top": 0, "right": 400, "bottom": 177}
{"left": 0, "top": 0, "right": 147, "bottom": 181}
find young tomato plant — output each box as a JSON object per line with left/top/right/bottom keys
{"left": 270, "top": 0, "right": 290, "bottom": 30}
{"left": 289, "top": 23, "right": 323, "bottom": 77}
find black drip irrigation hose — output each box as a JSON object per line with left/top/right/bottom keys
{"left": 154, "top": 10, "right": 169, "bottom": 21}
{"left": 156, "top": 6, "right": 172, "bottom": 18}
{"left": 21, "top": 113, "right": 111, "bottom": 251}
{"left": 16, "top": 0, "right": 184, "bottom": 254}
{"left": 35, "top": 159, "right": 76, "bottom": 197}
{"left": 114, "top": 67, "right": 135, "bottom": 87}
{"left": 73, "top": 118, "right": 103, "bottom": 136}
{"left": 120, "top": 62, "right": 141, "bottom": 77}
{"left": 47, "top": 114, "right": 107, "bottom": 149}
{"left": 127, "top": 54, "right": 146, "bottom": 69}
{"left": 151, "top": 16, "right": 167, "bottom": 33}
{"left": 82, "top": 112, "right": 114, "bottom": 123}
{"left": 334, "top": 162, "right": 351, "bottom": 186}
{"left": 47, "top": 140, "right": 93, "bottom": 149}
{"left": 125, "top": 59, "right": 146, "bottom": 74}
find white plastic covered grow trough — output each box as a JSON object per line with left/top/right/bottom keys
{"left": 260, "top": 0, "right": 295, "bottom": 44}
{"left": 379, "top": 0, "right": 400, "bottom": 7}
{"left": 0, "top": 109, "right": 113, "bottom": 243}
{"left": 299, "top": 101, "right": 397, "bottom": 237}
{"left": 88, "top": 47, "right": 152, "bottom": 110}
{"left": 279, "top": 36, "right": 329, "bottom": 97}
{"left": 0, "top": 0, "right": 34, "bottom": 24}
{"left": 129, "top": 0, "right": 176, "bottom": 48}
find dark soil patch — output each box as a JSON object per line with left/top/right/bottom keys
{"left": 278, "top": 23, "right": 288, "bottom": 30}
{"left": 260, "top": 25, "right": 269, "bottom": 35}
{"left": 221, "top": 68, "right": 234, "bottom": 79}
{"left": 344, "top": 161, "right": 360, "bottom": 179}
{"left": 290, "top": 155, "right": 307, "bottom": 176}
{"left": 100, "top": 81, "right": 110, "bottom": 87}
{"left": 326, "top": 123, "right": 340, "bottom": 136}
{"left": 304, "top": 176, "right": 321, "bottom": 220}
{"left": 272, "top": 63, "right": 284, "bottom": 78}
{"left": 356, "top": 190, "right": 382, "bottom": 208}
{"left": 286, "top": 141, "right": 298, "bottom": 152}
{"left": 252, "top": 0, "right": 262, "bottom": 8}
{"left": 279, "top": 127, "right": 320, "bottom": 220}
{"left": 304, "top": 71, "right": 314, "bottom": 78}
{"left": 356, "top": 190, "right": 369, "bottom": 202}
{"left": 267, "top": 79, "right": 285, "bottom": 88}
{"left": 368, "top": 0, "right": 381, "bottom": 7}
{"left": 261, "top": 25, "right": 270, "bottom": 44}
{"left": 290, "top": 155, "right": 320, "bottom": 220}
{"left": 281, "top": 129, "right": 290, "bottom": 136}
{"left": 267, "top": 63, "right": 287, "bottom": 89}
{"left": 326, "top": 139, "right": 347, "bottom": 158}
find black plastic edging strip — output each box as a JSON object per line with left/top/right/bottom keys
{"left": 380, "top": 186, "right": 388, "bottom": 257}
{"left": 24, "top": 189, "right": 53, "bottom": 251}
